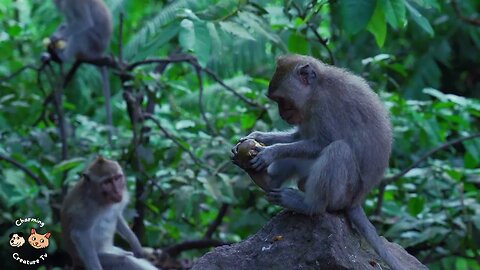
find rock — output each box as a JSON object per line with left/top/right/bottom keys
{"left": 191, "top": 211, "right": 427, "bottom": 270}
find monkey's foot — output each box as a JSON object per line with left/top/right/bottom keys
{"left": 266, "top": 188, "right": 312, "bottom": 215}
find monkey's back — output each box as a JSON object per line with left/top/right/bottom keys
{"left": 311, "top": 65, "right": 392, "bottom": 199}
{"left": 86, "top": 0, "right": 113, "bottom": 54}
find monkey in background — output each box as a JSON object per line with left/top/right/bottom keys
{"left": 61, "top": 157, "right": 157, "bottom": 270}
{"left": 233, "top": 54, "right": 404, "bottom": 270}
{"left": 48, "top": 0, "right": 114, "bottom": 144}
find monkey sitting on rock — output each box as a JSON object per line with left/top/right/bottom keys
{"left": 232, "top": 54, "right": 405, "bottom": 270}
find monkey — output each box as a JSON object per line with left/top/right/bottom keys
{"left": 49, "top": 0, "right": 114, "bottom": 144}
{"left": 61, "top": 156, "right": 157, "bottom": 270}
{"left": 232, "top": 54, "right": 405, "bottom": 270}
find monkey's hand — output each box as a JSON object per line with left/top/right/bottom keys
{"left": 133, "top": 248, "right": 146, "bottom": 258}
{"left": 266, "top": 188, "right": 312, "bottom": 215}
{"left": 250, "top": 145, "right": 277, "bottom": 171}
{"left": 240, "top": 131, "right": 267, "bottom": 144}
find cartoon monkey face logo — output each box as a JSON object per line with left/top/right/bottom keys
{"left": 28, "top": 228, "right": 51, "bottom": 249}
{"left": 9, "top": 232, "right": 26, "bottom": 247}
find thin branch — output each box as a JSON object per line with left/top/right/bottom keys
{"left": 127, "top": 55, "right": 194, "bottom": 71}
{"left": 0, "top": 64, "right": 41, "bottom": 83}
{"left": 202, "top": 66, "right": 267, "bottom": 110}
{"left": 194, "top": 65, "right": 217, "bottom": 135}
{"left": 144, "top": 113, "right": 211, "bottom": 170}
{"left": 307, "top": 23, "right": 335, "bottom": 65}
{"left": 375, "top": 133, "right": 480, "bottom": 215}
{"left": 205, "top": 203, "right": 229, "bottom": 239}
{"left": 0, "top": 154, "right": 51, "bottom": 188}
{"left": 127, "top": 54, "right": 267, "bottom": 110}
{"left": 119, "top": 12, "right": 124, "bottom": 64}
{"left": 374, "top": 183, "right": 386, "bottom": 216}
{"left": 52, "top": 86, "right": 68, "bottom": 161}
{"left": 452, "top": 0, "right": 480, "bottom": 26}
{"left": 62, "top": 60, "right": 82, "bottom": 89}
{"left": 383, "top": 133, "right": 480, "bottom": 184}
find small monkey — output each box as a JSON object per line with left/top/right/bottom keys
{"left": 50, "top": 0, "right": 114, "bottom": 143}
{"left": 233, "top": 55, "right": 404, "bottom": 270}
{"left": 61, "top": 157, "right": 157, "bottom": 270}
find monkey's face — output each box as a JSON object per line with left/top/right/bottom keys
{"left": 268, "top": 59, "right": 317, "bottom": 125}
{"left": 272, "top": 96, "right": 303, "bottom": 125}
{"left": 99, "top": 174, "right": 125, "bottom": 204}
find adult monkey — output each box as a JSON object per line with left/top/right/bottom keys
{"left": 232, "top": 55, "right": 404, "bottom": 270}
{"left": 61, "top": 157, "right": 156, "bottom": 270}
{"left": 48, "top": 0, "right": 114, "bottom": 143}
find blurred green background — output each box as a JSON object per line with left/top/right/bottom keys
{"left": 0, "top": 0, "right": 479, "bottom": 269}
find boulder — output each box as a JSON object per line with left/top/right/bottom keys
{"left": 192, "top": 211, "right": 427, "bottom": 270}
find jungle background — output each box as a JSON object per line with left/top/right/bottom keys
{"left": 0, "top": 0, "right": 479, "bottom": 269}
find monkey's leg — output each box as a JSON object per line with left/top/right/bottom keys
{"left": 267, "top": 158, "right": 298, "bottom": 188}
{"left": 267, "top": 158, "right": 312, "bottom": 189}
{"left": 305, "top": 140, "right": 359, "bottom": 212}
{"left": 99, "top": 252, "right": 157, "bottom": 270}
{"left": 267, "top": 140, "right": 358, "bottom": 215}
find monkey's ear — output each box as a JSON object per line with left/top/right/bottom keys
{"left": 298, "top": 64, "right": 317, "bottom": 86}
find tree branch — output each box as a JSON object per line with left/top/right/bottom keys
{"left": 452, "top": 0, "right": 480, "bottom": 26}
{"left": 0, "top": 154, "right": 51, "bottom": 188}
{"left": 383, "top": 133, "right": 480, "bottom": 184}
{"left": 205, "top": 203, "right": 229, "bottom": 239}
{"left": 0, "top": 64, "right": 42, "bottom": 83}
{"left": 144, "top": 113, "right": 211, "bottom": 170}
{"left": 375, "top": 133, "right": 480, "bottom": 215}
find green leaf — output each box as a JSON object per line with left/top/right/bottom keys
{"left": 193, "top": 23, "right": 212, "bottom": 67}
{"left": 288, "top": 33, "right": 308, "bottom": 54}
{"left": 339, "top": 0, "right": 377, "bottom": 34}
{"left": 53, "top": 158, "right": 85, "bottom": 174}
{"left": 407, "top": 196, "right": 425, "bottom": 216}
{"left": 382, "top": 0, "right": 407, "bottom": 29}
{"left": 367, "top": 0, "right": 387, "bottom": 47}
{"left": 176, "top": 120, "right": 196, "bottom": 129}
{"left": 179, "top": 19, "right": 195, "bottom": 52}
{"left": 405, "top": 2, "right": 434, "bottom": 36}
{"left": 219, "top": 21, "right": 255, "bottom": 41}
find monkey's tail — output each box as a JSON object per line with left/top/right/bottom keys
{"left": 346, "top": 205, "right": 405, "bottom": 270}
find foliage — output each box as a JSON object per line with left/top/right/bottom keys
{"left": 0, "top": 0, "right": 479, "bottom": 269}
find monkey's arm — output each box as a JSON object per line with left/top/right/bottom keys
{"left": 71, "top": 228, "right": 103, "bottom": 270}
{"left": 251, "top": 139, "right": 326, "bottom": 171}
{"left": 116, "top": 216, "right": 144, "bottom": 257}
{"left": 242, "top": 129, "right": 299, "bottom": 145}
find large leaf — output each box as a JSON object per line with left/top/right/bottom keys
{"left": 367, "top": 0, "right": 387, "bottom": 47}
{"left": 405, "top": 1, "right": 434, "bottom": 36}
{"left": 339, "top": 0, "right": 377, "bottom": 34}
{"left": 219, "top": 21, "right": 255, "bottom": 41}
{"left": 382, "top": 0, "right": 407, "bottom": 29}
